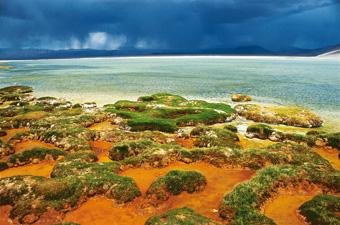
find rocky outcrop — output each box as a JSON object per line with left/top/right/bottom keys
{"left": 235, "top": 104, "right": 322, "bottom": 128}
{"left": 231, "top": 93, "right": 252, "bottom": 102}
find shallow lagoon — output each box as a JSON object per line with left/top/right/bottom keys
{"left": 1, "top": 56, "right": 339, "bottom": 129}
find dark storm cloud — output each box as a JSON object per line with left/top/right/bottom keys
{"left": 0, "top": 0, "right": 339, "bottom": 50}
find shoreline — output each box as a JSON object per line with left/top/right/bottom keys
{"left": 1, "top": 54, "right": 339, "bottom": 63}
{"left": 33, "top": 90, "right": 340, "bottom": 133}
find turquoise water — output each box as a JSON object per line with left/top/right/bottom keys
{"left": 1, "top": 57, "right": 339, "bottom": 113}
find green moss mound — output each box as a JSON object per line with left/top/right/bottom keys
{"left": 0, "top": 176, "right": 83, "bottom": 224}
{"left": 190, "top": 126, "right": 239, "bottom": 148}
{"left": 0, "top": 139, "right": 12, "bottom": 159}
{"left": 128, "top": 116, "right": 177, "bottom": 132}
{"left": 112, "top": 141, "right": 332, "bottom": 171}
{"left": 218, "top": 164, "right": 339, "bottom": 225}
{"left": 145, "top": 207, "right": 221, "bottom": 225}
{"left": 224, "top": 124, "right": 238, "bottom": 133}
{"left": 7, "top": 148, "right": 66, "bottom": 165}
{"left": 51, "top": 153, "right": 140, "bottom": 202}
{"left": 326, "top": 132, "right": 340, "bottom": 150}
{"left": 138, "top": 93, "right": 187, "bottom": 106}
{"left": 105, "top": 93, "right": 235, "bottom": 133}
{"left": 299, "top": 194, "right": 340, "bottom": 225}
{"left": 0, "top": 86, "right": 33, "bottom": 94}
{"left": 114, "top": 100, "right": 148, "bottom": 112}
{"left": 306, "top": 132, "right": 340, "bottom": 150}
{"left": 0, "top": 151, "right": 141, "bottom": 223}
{"left": 0, "top": 162, "right": 9, "bottom": 171}
{"left": 235, "top": 104, "right": 322, "bottom": 128}
{"left": 246, "top": 124, "right": 274, "bottom": 139}
{"left": 109, "top": 139, "right": 154, "bottom": 161}
{"left": 146, "top": 170, "right": 207, "bottom": 204}
{"left": 26, "top": 112, "right": 107, "bottom": 151}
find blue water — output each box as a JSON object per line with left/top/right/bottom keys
{"left": 1, "top": 57, "right": 339, "bottom": 114}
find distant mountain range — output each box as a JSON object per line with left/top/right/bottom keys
{"left": 0, "top": 44, "right": 339, "bottom": 60}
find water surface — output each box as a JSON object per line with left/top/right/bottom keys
{"left": 1, "top": 56, "right": 339, "bottom": 128}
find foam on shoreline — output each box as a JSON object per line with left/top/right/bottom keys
{"left": 2, "top": 54, "right": 339, "bottom": 63}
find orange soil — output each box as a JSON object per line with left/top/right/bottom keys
{"left": 0, "top": 127, "right": 29, "bottom": 143}
{"left": 88, "top": 120, "right": 118, "bottom": 131}
{"left": 175, "top": 137, "right": 196, "bottom": 149}
{"left": 0, "top": 161, "right": 55, "bottom": 178}
{"left": 89, "top": 140, "right": 113, "bottom": 162}
{"left": 14, "top": 140, "right": 58, "bottom": 153}
{"left": 0, "top": 206, "right": 12, "bottom": 225}
{"left": 264, "top": 188, "right": 321, "bottom": 225}
{"left": 64, "top": 161, "right": 254, "bottom": 225}
{"left": 31, "top": 209, "right": 63, "bottom": 225}
{"left": 313, "top": 147, "right": 340, "bottom": 170}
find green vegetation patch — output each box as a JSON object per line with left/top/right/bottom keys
{"left": 245, "top": 124, "right": 340, "bottom": 150}
{"left": 0, "top": 86, "right": 33, "bottom": 102}
{"left": 138, "top": 93, "right": 187, "bottom": 106}
{"left": 145, "top": 207, "right": 221, "bottom": 225}
{"left": 27, "top": 112, "right": 109, "bottom": 151}
{"left": 219, "top": 163, "right": 339, "bottom": 225}
{"left": 299, "top": 194, "right": 340, "bottom": 225}
{"left": 114, "top": 100, "right": 148, "bottom": 112}
{"left": 190, "top": 126, "right": 239, "bottom": 148}
{"left": 0, "top": 161, "right": 9, "bottom": 171}
{"left": 105, "top": 93, "right": 235, "bottom": 133}
{"left": 0, "top": 176, "right": 84, "bottom": 224}
{"left": 246, "top": 124, "right": 274, "bottom": 139}
{"left": 0, "top": 86, "right": 33, "bottom": 95}
{"left": 112, "top": 140, "right": 332, "bottom": 171}
{"left": 112, "top": 140, "right": 184, "bottom": 168}
{"left": 0, "top": 151, "right": 141, "bottom": 223}
{"left": 109, "top": 139, "right": 155, "bottom": 160}
{"left": 146, "top": 170, "right": 207, "bottom": 204}
{"left": 235, "top": 104, "right": 322, "bottom": 128}
{"left": 0, "top": 139, "right": 12, "bottom": 159}
{"left": 306, "top": 131, "right": 340, "bottom": 150}
{"left": 7, "top": 148, "right": 66, "bottom": 165}
{"left": 224, "top": 124, "right": 238, "bottom": 133}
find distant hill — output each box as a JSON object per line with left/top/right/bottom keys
{"left": 0, "top": 44, "right": 339, "bottom": 60}
{"left": 317, "top": 49, "right": 340, "bottom": 58}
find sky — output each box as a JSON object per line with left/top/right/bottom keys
{"left": 0, "top": 0, "right": 339, "bottom": 51}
